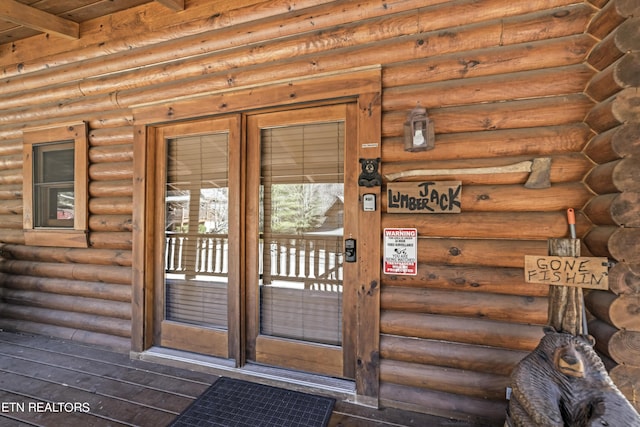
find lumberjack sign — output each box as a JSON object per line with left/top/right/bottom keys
{"left": 524, "top": 255, "right": 609, "bottom": 290}
{"left": 387, "top": 181, "right": 461, "bottom": 213}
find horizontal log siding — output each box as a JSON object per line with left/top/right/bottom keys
{"left": 581, "top": 0, "right": 640, "bottom": 411}
{"left": 0, "top": 119, "right": 133, "bottom": 344}
{"left": 0, "top": 0, "right": 614, "bottom": 423}
{"left": 379, "top": 1, "right": 597, "bottom": 423}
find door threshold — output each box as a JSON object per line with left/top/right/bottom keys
{"left": 133, "top": 346, "right": 356, "bottom": 401}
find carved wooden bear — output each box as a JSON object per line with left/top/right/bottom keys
{"left": 505, "top": 326, "right": 640, "bottom": 427}
{"left": 358, "top": 158, "right": 381, "bottom": 187}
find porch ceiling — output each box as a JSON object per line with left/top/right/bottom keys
{"left": 0, "top": 0, "right": 183, "bottom": 42}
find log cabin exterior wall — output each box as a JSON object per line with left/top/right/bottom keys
{"left": 582, "top": 0, "right": 640, "bottom": 412}
{"left": 0, "top": 0, "right": 636, "bottom": 424}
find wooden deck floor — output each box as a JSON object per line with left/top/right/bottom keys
{"left": 0, "top": 331, "right": 481, "bottom": 427}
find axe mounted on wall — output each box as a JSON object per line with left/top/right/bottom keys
{"left": 384, "top": 157, "right": 552, "bottom": 189}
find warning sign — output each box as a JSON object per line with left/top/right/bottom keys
{"left": 383, "top": 228, "right": 418, "bottom": 275}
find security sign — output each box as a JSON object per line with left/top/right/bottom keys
{"left": 383, "top": 228, "right": 418, "bottom": 275}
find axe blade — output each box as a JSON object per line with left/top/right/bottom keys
{"left": 524, "top": 157, "right": 552, "bottom": 189}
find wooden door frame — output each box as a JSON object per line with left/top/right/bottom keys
{"left": 132, "top": 65, "right": 382, "bottom": 404}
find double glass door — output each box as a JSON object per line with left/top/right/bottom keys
{"left": 154, "top": 105, "right": 356, "bottom": 378}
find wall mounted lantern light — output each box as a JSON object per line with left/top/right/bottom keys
{"left": 404, "top": 104, "right": 435, "bottom": 152}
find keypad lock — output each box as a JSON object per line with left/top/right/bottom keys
{"left": 345, "top": 238, "right": 356, "bottom": 262}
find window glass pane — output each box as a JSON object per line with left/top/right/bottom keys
{"left": 56, "top": 190, "right": 75, "bottom": 219}
{"left": 259, "top": 121, "right": 344, "bottom": 346}
{"left": 42, "top": 148, "right": 74, "bottom": 182}
{"left": 164, "top": 132, "right": 230, "bottom": 329}
{"left": 33, "top": 142, "right": 75, "bottom": 228}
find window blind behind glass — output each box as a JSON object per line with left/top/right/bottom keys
{"left": 259, "top": 121, "right": 345, "bottom": 346}
{"left": 164, "top": 132, "right": 230, "bottom": 329}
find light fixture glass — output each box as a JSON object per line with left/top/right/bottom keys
{"left": 404, "top": 104, "right": 435, "bottom": 152}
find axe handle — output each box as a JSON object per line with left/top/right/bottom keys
{"left": 385, "top": 160, "right": 533, "bottom": 182}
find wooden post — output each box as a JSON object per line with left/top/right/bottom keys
{"left": 547, "top": 238, "right": 585, "bottom": 335}
{"left": 355, "top": 89, "right": 382, "bottom": 407}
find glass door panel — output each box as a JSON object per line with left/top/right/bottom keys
{"left": 155, "top": 116, "right": 241, "bottom": 359}
{"left": 165, "top": 132, "right": 229, "bottom": 329}
{"left": 259, "top": 122, "right": 344, "bottom": 345}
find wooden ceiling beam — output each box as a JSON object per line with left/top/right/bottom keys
{"left": 0, "top": 0, "right": 79, "bottom": 40}
{"left": 155, "top": 0, "right": 186, "bottom": 11}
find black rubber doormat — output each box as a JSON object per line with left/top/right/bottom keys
{"left": 169, "top": 377, "right": 336, "bottom": 427}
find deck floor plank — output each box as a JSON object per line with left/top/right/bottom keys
{"left": 0, "top": 332, "right": 218, "bottom": 384}
{"left": 0, "top": 372, "right": 138, "bottom": 426}
{"left": 0, "top": 331, "right": 485, "bottom": 426}
{"left": 0, "top": 332, "right": 216, "bottom": 427}
{"left": 0, "top": 355, "right": 195, "bottom": 414}
{"left": 0, "top": 344, "right": 210, "bottom": 400}
{"left": 0, "top": 390, "right": 61, "bottom": 427}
